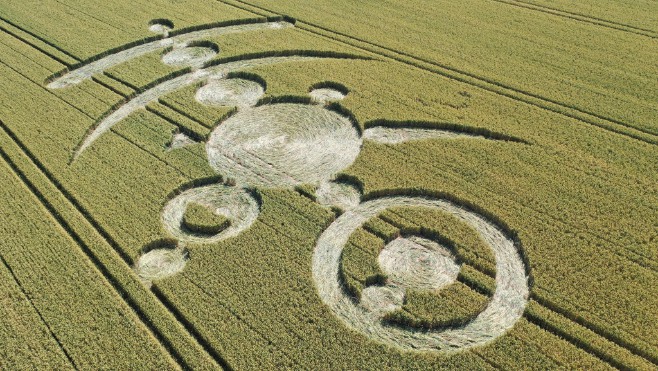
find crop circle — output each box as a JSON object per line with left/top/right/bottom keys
{"left": 135, "top": 247, "right": 188, "bottom": 283}
{"left": 312, "top": 196, "right": 529, "bottom": 351}
{"left": 378, "top": 236, "right": 460, "bottom": 291}
{"left": 162, "top": 44, "right": 218, "bottom": 67}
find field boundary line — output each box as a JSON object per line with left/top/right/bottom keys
{"left": 0, "top": 120, "right": 227, "bottom": 369}
{"left": 91, "top": 75, "right": 132, "bottom": 97}
{"left": 179, "top": 275, "right": 302, "bottom": 368}
{"left": 0, "top": 13, "right": 140, "bottom": 100}
{"left": 524, "top": 299, "right": 656, "bottom": 369}
{"left": 0, "top": 253, "right": 78, "bottom": 369}
{"left": 0, "top": 59, "right": 197, "bottom": 182}
{"left": 51, "top": 0, "right": 128, "bottom": 34}
{"left": 157, "top": 98, "right": 216, "bottom": 129}
{"left": 489, "top": 0, "right": 657, "bottom": 38}
{"left": 151, "top": 285, "right": 234, "bottom": 370}
{"left": 532, "top": 289, "right": 658, "bottom": 365}
{"left": 109, "top": 125, "right": 194, "bottom": 179}
{"left": 215, "top": 0, "right": 658, "bottom": 145}
{"left": 4, "top": 2, "right": 656, "bottom": 144}
{"left": 0, "top": 25, "right": 73, "bottom": 66}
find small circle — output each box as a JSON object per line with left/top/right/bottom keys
{"left": 148, "top": 19, "right": 174, "bottom": 34}
{"left": 207, "top": 104, "right": 362, "bottom": 188}
{"left": 378, "top": 236, "right": 460, "bottom": 291}
{"left": 360, "top": 286, "right": 404, "bottom": 317}
{"left": 196, "top": 78, "right": 264, "bottom": 108}
{"left": 135, "top": 247, "right": 187, "bottom": 283}
{"left": 309, "top": 88, "right": 346, "bottom": 104}
{"left": 162, "top": 44, "right": 218, "bottom": 67}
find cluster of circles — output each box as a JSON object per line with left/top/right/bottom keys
{"left": 138, "top": 77, "right": 354, "bottom": 281}
{"left": 126, "top": 19, "right": 530, "bottom": 353}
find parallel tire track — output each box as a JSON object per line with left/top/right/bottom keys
{"left": 2, "top": 4, "right": 656, "bottom": 366}
{"left": 0, "top": 254, "right": 78, "bottom": 369}
{"left": 0, "top": 121, "right": 226, "bottom": 369}
{"left": 492, "top": 0, "right": 657, "bottom": 38}
{"left": 489, "top": 0, "right": 657, "bottom": 38}
{"left": 216, "top": 0, "right": 658, "bottom": 146}
{"left": 0, "top": 125, "right": 183, "bottom": 369}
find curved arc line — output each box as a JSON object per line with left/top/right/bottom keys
{"left": 47, "top": 20, "right": 294, "bottom": 89}
{"left": 71, "top": 53, "right": 366, "bottom": 161}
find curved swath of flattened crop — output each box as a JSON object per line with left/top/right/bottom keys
{"left": 46, "top": 18, "right": 294, "bottom": 88}
{"left": 71, "top": 53, "right": 366, "bottom": 161}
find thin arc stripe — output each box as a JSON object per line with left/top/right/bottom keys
{"left": 292, "top": 21, "right": 658, "bottom": 143}
{"left": 0, "top": 15, "right": 81, "bottom": 62}
{"left": 46, "top": 20, "right": 292, "bottom": 87}
{"left": 5, "top": 1, "right": 656, "bottom": 144}
{"left": 2, "top": 3, "right": 648, "bottom": 364}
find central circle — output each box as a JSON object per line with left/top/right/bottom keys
{"left": 207, "top": 103, "right": 362, "bottom": 188}
{"left": 378, "top": 236, "right": 460, "bottom": 291}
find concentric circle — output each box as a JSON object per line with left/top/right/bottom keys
{"left": 312, "top": 196, "right": 529, "bottom": 352}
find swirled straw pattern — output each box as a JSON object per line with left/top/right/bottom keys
{"left": 162, "top": 184, "right": 260, "bottom": 244}
{"left": 312, "top": 195, "right": 528, "bottom": 352}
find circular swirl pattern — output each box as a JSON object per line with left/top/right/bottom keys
{"left": 206, "top": 103, "right": 362, "bottom": 188}
{"left": 161, "top": 184, "right": 260, "bottom": 244}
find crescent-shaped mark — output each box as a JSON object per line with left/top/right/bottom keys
{"left": 47, "top": 20, "right": 294, "bottom": 89}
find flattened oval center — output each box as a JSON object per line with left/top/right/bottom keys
{"left": 206, "top": 103, "right": 362, "bottom": 188}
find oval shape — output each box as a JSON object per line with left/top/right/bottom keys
{"left": 162, "top": 45, "right": 218, "bottom": 67}
{"left": 196, "top": 78, "right": 264, "bottom": 108}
